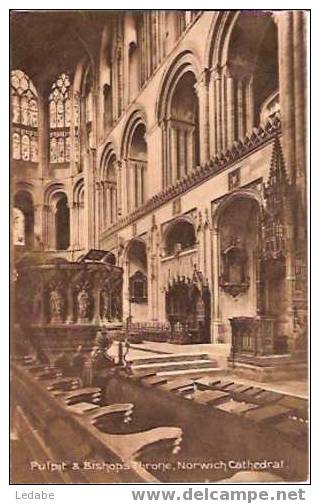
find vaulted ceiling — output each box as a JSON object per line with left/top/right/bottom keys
{"left": 11, "top": 10, "right": 115, "bottom": 92}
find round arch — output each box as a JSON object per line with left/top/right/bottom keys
{"left": 14, "top": 190, "right": 35, "bottom": 250}
{"left": 99, "top": 143, "right": 118, "bottom": 228}
{"left": 156, "top": 50, "right": 202, "bottom": 122}
{"left": 43, "top": 183, "right": 70, "bottom": 250}
{"left": 121, "top": 109, "right": 148, "bottom": 212}
{"left": 212, "top": 188, "right": 264, "bottom": 231}
{"left": 120, "top": 109, "right": 147, "bottom": 159}
{"left": 163, "top": 217, "right": 197, "bottom": 256}
{"left": 156, "top": 50, "right": 201, "bottom": 187}
{"left": 100, "top": 142, "right": 117, "bottom": 181}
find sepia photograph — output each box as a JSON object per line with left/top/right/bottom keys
{"left": 10, "top": 9, "right": 309, "bottom": 485}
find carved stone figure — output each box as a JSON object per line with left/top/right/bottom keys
{"left": 77, "top": 287, "right": 90, "bottom": 321}
{"left": 49, "top": 287, "right": 64, "bottom": 322}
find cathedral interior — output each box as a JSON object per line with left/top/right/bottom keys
{"left": 11, "top": 10, "right": 309, "bottom": 484}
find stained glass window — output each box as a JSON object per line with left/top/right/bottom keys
{"left": 11, "top": 70, "right": 38, "bottom": 162}
{"left": 49, "top": 73, "right": 71, "bottom": 163}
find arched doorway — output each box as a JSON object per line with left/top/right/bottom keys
{"left": 55, "top": 193, "right": 70, "bottom": 250}
{"left": 165, "top": 275, "right": 211, "bottom": 344}
{"left": 126, "top": 239, "right": 148, "bottom": 322}
{"left": 14, "top": 191, "right": 34, "bottom": 249}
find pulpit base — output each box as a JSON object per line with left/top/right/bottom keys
{"left": 227, "top": 353, "right": 308, "bottom": 382}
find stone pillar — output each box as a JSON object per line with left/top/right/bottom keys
{"left": 69, "top": 201, "right": 76, "bottom": 249}
{"left": 211, "top": 223, "right": 222, "bottom": 343}
{"left": 237, "top": 79, "right": 244, "bottom": 140}
{"left": 276, "top": 11, "right": 296, "bottom": 182}
{"left": 137, "top": 164, "right": 143, "bottom": 207}
{"left": 94, "top": 182, "right": 100, "bottom": 244}
{"left": 72, "top": 202, "right": 79, "bottom": 248}
{"left": 195, "top": 70, "right": 210, "bottom": 164}
{"left": 221, "top": 68, "right": 227, "bottom": 152}
{"left": 129, "top": 162, "right": 136, "bottom": 211}
{"left": 49, "top": 207, "right": 57, "bottom": 249}
{"left": 119, "top": 160, "right": 128, "bottom": 216}
{"left": 293, "top": 10, "right": 307, "bottom": 227}
{"left": 37, "top": 92, "right": 49, "bottom": 179}
{"left": 208, "top": 68, "right": 217, "bottom": 158}
{"left": 122, "top": 259, "right": 130, "bottom": 322}
{"left": 214, "top": 68, "right": 222, "bottom": 154}
{"left": 116, "top": 161, "right": 122, "bottom": 217}
{"left": 79, "top": 202, "right": 85, "bottom": 249}
{"left": 178, "top": 129, "right": 186, "bottom": 178}
{"left": 170, "top": 124, "right": 178, "bottom": 183}
{"left": 225, "top": 66, "right": 235, "bottom": 148}
{"left": 186, "top": 128, "right": 194, "bottom": 174}
{"left": 245, "top": 76, "right": 254, "bottom": 134}
{"left": 69, "top": 91, "right": 77, "bottom": 176}
{"left": 33, "top": 204, "right": 44, "bottom": 250}
{"left": 99, "top": 181, "right": 104, "bottom": 231}
{"left": 161, "top": 120, "right": 169, "bottom": 188}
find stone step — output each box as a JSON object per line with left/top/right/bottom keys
{"left": 157, "top": 367, "right": 226, "bottom": 378}
{"left": 132, "top": 359, "right": 216, "bottom": 374}
{"left": 130, "top": 352, "right": 211, "bottom": 365}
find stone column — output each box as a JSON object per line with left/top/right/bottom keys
{"left": 245, "top": 76, "right": 254, "bottom": 134}
{"left": 48, "top": 206, "right": 56, "bottom": 249}
{"left": 161, "top": 120, "right": 169, "bottom": 187}
{"left": 170, "top": 123, "right": 178, "bottom": 184}
{"left": 79, "top": 202, "right": 85, "bottom": 249}
{"left": 137, "top": 163, "right": 143, "bottom": 207}
{"left": 214, "top": 68, "right": 222, "bottom": 155}
{"left": 129, "top": 162, "right": 136, "bottom": 211}
{"left": 122, "top": 259, "right": 130, "bottom": 322}
{"left": 195, "top": 70, "right": 210, "bottom": 164}
{"left": 69, "top": 200, "right": 76, "bottom": 249}
{"left": 72, "top": 202, "right": 79, "bottom": 248}
{"left": 116, "top": 161, "right": 122, "bottom": 217}
{"left": 178, "top": 129, "right": 186, "bottom": 178}
{"left": 208, "top": 68, "right": 217, "bottom": 158}
{"left": 276, "top": 11, "right": 296, "bottom": 182}
{"left": 221, "top": 69, "right": 227, "bottom": 152}
{"left": 119, "top": 160, "right": 128, "bottom": 216}
{"left": 37, "top": 91, "right": 49, "bottom": 179}
{"left": 237, "top": 79, "right": 244, "bottom": 140}
{"left": 225, "top": 66, "right": 235, "bottom": 148}
{"left": 33, "top": 204, "right": 44, "bottom": 250}
{"left": 293, "top": 10, "right": 307, "bottom": 227}
{"left": 69, "top": 91, "right": 76, "bottom": 176}
{"left": 186, "top": 128, "right": 194, "bottom": 175}
{"left": 211, "top": 222, "right": 222, "bottom": 343}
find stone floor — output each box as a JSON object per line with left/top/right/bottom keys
{"left": 108, "top": 341, "right": 308, "bottom": 399}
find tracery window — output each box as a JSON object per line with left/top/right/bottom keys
{"left": 49, "top": 73, "right": 71, "bottom": 163}
{"left": 11, "top": 70, "right": 38, "bottom": 162}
